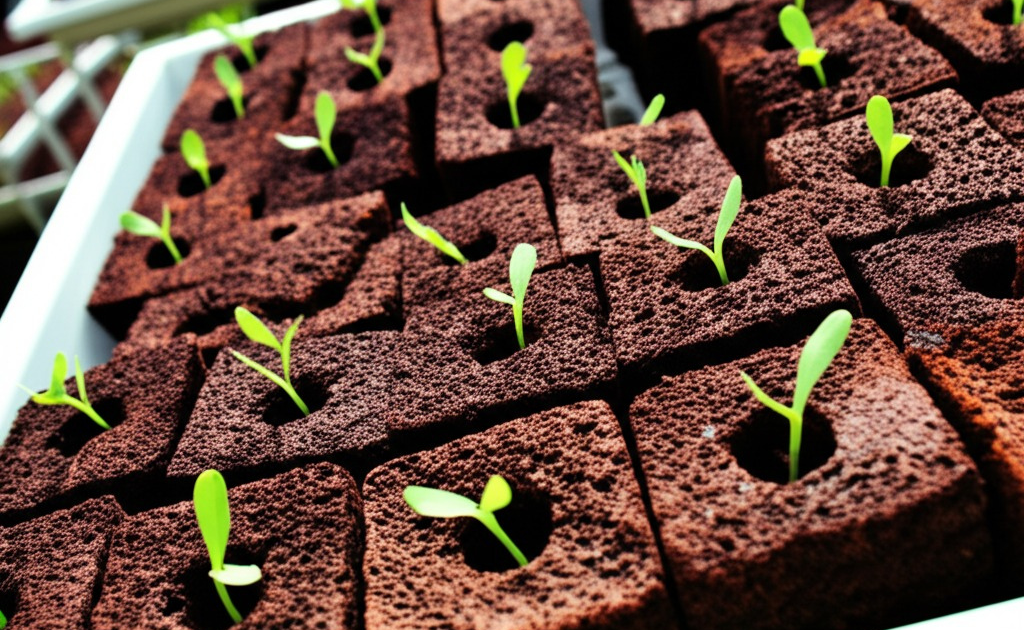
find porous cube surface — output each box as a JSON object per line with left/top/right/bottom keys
{"left": 0, "top": 338, "right": 203, "bottom": 522}
{"left": 629, "top": 319, "right": 992, "bottom": 630}
{"left": 0, "top": 497, "right": 124, "bottom": 629}
{"left": 91, "top": 463, "right": 363, "bottom": 630}
{"left": 599, "top": 188, "right": 859, "bottom": 379}
{"left": 765, "top": 88, "right": 1024, "bottom": 248}
{"left": 399, "top": 176, "right": 562, "bottom": 314}
{"left": 981, "top": 88, "right": 1024, "bottom": 148}
{"left": 363, "top": 400, "right": 676, "bottom": 630}
{"left": 852, "top": 203, "right": 1024, "bottom": 342}
{"left": 167, "top": 332, "right": 397, "bottom": 478}
{"left": 386, "top": 265, "right": 618, "bottom": 440}
{"left": 550, "top": 110, "right": 736, "bottom": 259}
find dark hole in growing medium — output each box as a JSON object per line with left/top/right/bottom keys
{"left": 762, "top": 26, "right": 788, "bottom": 51}
{"left": 304, "top": 133, "right": 356, "bottom": 173}
{"left": 210, "top": 96, "right": 249, "bottom": 123}
{"left": 259, "top": 377, "right": 328, "bottom": 426}
{"left": 471, "top": 321, "right": 539, "bottom": 366}
{"left": 439, "top": 232, "right": 498, "bottom": 266}
{"left": 146, "top": 238, "right": 191, "bottom": 269}
{"left": 0, "top": 575, "right": 19, "bottom": 626}
{"left": 175, "top": 307, "right": 236, "bottom": 338}
{"left": 797, "top": 53, "right": 854, "bottom": 91}
{"left": 46, "top": 399, "right": 124, "bottom": 458}
{"left": 231, "top": 46, "right": 268, "bottom": 74}
{"left": 349, "top": 5, "right": 392, "bottom": 37}
{"left": 487, "top": 21, "right": 535, "bottom": 51}
{"left": 731, "top": 406, "right": 837, "bottom": 484}
{"left": 983, "top": 2, "right": 1016, "bottom": 25}
{"left": 458, "top": 482, "right": 552, "bottom": 572}
{"left": 850, "top": 144, "right": 932, "bottom": 188}
{"left": 270, "top": 224, "right": 298, "bottom": 242}
{"left": 670, "top": 239, "right": 760, "bottom": 292}
{"left": 954, "top": 240, "right": 1017, "bottom": 300}
{"left": 615, "top": 189, "right": 680, "bottom": 220}
{"left": 485, "top": 94, "right": 545, "bottom": 129}
{"left": 347, "top": 58, "right": 393, "bottom": 91}
{"left": 177, "top": 165, "right": 226, "bottom": 198}
{"left": 181, "top": 546, "right": 265, "bottom": 630}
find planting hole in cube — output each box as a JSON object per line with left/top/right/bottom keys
{"left": 0, "top": 575, "right": 19, "bottom": 626}
{"left": 176, "top": 308, "right": 235, "bottom": 339}
{"left": 730, "top": 406, "right": 837, "bottom": 483}
{"left": 180, "top": 547, "right": 266, "bottom": 630}
{"left": 229, "top": 46, "right": 268, "bottom": 73}
{"left": 982, "top": 1, "right": 1017, "bottom": 26}
{"left": 347, "top": 58, "right": 393, "bottom": 91}
{"left": 248, "top": 192, "right": 267, "bottom": 220}
{"left": 763, "top": 27, "right": 789, "bottom": 52}
{"left": 305, "top": 133, "right": 356, "bottom": 173}
{"left": 472, "top": 321, "right": 540, "bottom": 365}
{"left": 211, "top": 96, "right": 250, "bottom": 123}
{"left": 485, "top": 94, "right": 545, "bottom": 129}
{"left": 177, "top": 165, "right": 226, "bottom": 197}
{"left": 439, "top": 232, "right": 497, "bottom": 266}
{"left": 797, "top": 53, "right": 854, "bottom": 91}
{"left": 458, "top": 481, "right": 552, "bottom": 572}
{"left": 488, "top": 21, "right": 535, "bottom": 51}
{"left": 259, "top": 377, "right": 328, "bottom": 426}
{"left": 954, "top": 240, "right": 1017, "bottom": 299}
{"left": 46, "top": 399, "right": 124, "bottom": 457}
{"left": 615, "top": 189, "right": 680, "bottom": 220}
{"left": 350, "top": 5, "right": 392, "bottom": 37}
{"left": 270, "top": 224, "right": 298, "bottom": 242}
{"left": 146, "top": 238, "right": 191, "bottom": 269}
{"left": 671, "top": 240, "right": 760, "bottom": 292}
{"left": 851, "top": 143, "right": 933, "bottom": 188}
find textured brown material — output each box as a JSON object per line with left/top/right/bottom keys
{"left": 92, "top": 463, "right": 362, "bottom": 630}
{"left": 550, "top": 110, "right": 736, "bottom": 259}
{"left": 852, "top": 203, "right": 1024, "bottom": 342}
{"left": 167, "top": 332, "right": 397, "bottom": 479}
{"left": 907, "top": 0, "right": 1024, "bottom": 98}
{"left": 0, "top": 339, "right": 202, "bottom": 523}
{"left": 387, "top": 265, "right": 618, "bottom": 440}
{"left": 630, "top": 319, "right": 992, "bottom": 630}
{"left": 435, "top": 46, "right": 603, "bottom": 199}
{"left": 89, "top": 190, "right": 387, "bottom": 338}
{"left": 0, "top": 497, "right": 124, "bottom": 629}
{"left": 765, "top": 89, "right": 1024, "bottom": 249}
{"left": 599, "top": 188, "right": 860, "bottom": 379}
{"left": 981, "top": 88, "right": 1024, "bottom": 148}
{"left": 906, "top": 318, "right": 1024, "bottom": 579}
{"left": 400, "top": 176, "right": 562, "bottom": 314}
{"left": 363, "top": 400, "right": 676, "bottom": 630}
{"left": 162, "top": 26, "right": 309, "bottom": 151}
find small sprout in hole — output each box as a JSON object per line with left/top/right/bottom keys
{"left": 275, "top": 91, "right": 341, "bottom": 168}
{"left": 865, "top": 94, "right": 912, "bottom": 188}
{"left": 1015, "top": 0, "right": 1023, "bottom": 26}
{"left": 345, "top": 27, "right": 386, "bottom": 83}
{"left": 501, "top": 41, "right": 532, "bottom": 129}
{"left": 213, "top": 54, "right": 245, "bottom": 120}
{"left": 193, "top": 469, "right": 262, "bottom": 624}
{"left": 740, "top": 309, "right": 852, "bottom": 483}
{"left": 483, "top": 243, "right": 537, "bottom": 351}
{"left": 651, "top": 175, "right": 742, "bottom": 286}
{"left": 0, "top": 608, "right": 6, "bottom": 628}
{"left": 231, "top": 307, "right": 310, "bottom": 416}
{"left": 404, "top": 475, "right": 528, "bottom": 567}
{"left": 181, "top": 129, "right": 212, "bottom": 189}
{"left": 639, "top": 93, "right": 665, "bottom": 126}
{"left": 400, "top": 202, "right": 467, "bottom": 264}
{"left": 120, "top": 205, "right": 183, "bottom": 264}
{"left": 341, "top": 0, "right": 383, "bottom": 34}
{"left": 208, "top": 13, "right": 257, "bottom": 69}
{"left": 779, "top": 4, "right": 827, "bottom": 88}
{"left": 20, "top": 353, "right": 110, "bottom": 430}
{"left": 612, "top": 151, "right": 651, "bottom": 219}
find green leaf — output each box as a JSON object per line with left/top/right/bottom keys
{"left": 344, "top": 47, "right": 371, "bottom": 67}
{"left": 483, "top": 287, "right": 516, "bottom": 305}
{"left": 612, "top": 151, "right": 635, "bottom": 181}
{"left": 73, "top": 356, "right": 89, "bottom": 405}
{"left": 740, "top": 371, "right": 792, "bottom": 418}
{"left": 209, "top": 564, "right": 262, "bottom": 586}
{"left": 714, "top": 176, "right": 743, "bottom": 256}
{"left": 231, "top": 350, "right": 289, "bottom": 392}
{"left": 404, "top": 486, "right": 479, "bottom": 518}
{"left": 49, "top": 353, "right": 67, "bottom": 398}
{"left": 632, "top": 156, "right": 647, "bottom": 188}
{"left": 501, "top": 41, "right": 531, "bottom": 103}
{"left": 120, "top": 211, "right": 161, "bottom": 238}
{"left": 478, "top": 475, "right": 513, "bottom": 512}
{"left": 792, "top": 309, "right": 852, "bottom": 416}
{"left": 779, "top": 5, "right": 816, "bottom": 52}
{"left": 650, "top": 225, "right": 712, "bottom": 257}
{"left": 275, "top": 133, "right": 321, "bottom": 150}
{"left": 281, "top": 315, "right": 304, "bottom": 384}
{"left": 797, "top": 47, "right": 827, "bottom": 68}
{"left": 180, "top": 129, "right": 210, "bottom": 188}
{"left": 865, "top": 95, "right": 894, "bottom": 156}
{"left": 315, "top": 91, "right": 336, "bottom": 147}
{"left": 234, "top": 307, "right": 281, "bottom": 350}
{"left": 0, "top": 607, "right": 6, "bottom": 628}
{"left": 160, "top": 205, "right": 173, "bottom": 235}
{"left": 508, "top": 243, "right": 537, "bottom": 307}
{"left": 890, "top": 133, "right": 913, "bottom": 158}
{"left": 193, "top": 469, "right": 230, "bottom": 571}
{"left": 401, "top": 202, "right": 468, "bottom": 264}
{"left": 213, "top": 54, "right": 244, "bottom": 118}
{"left": 639, "top": 94, "right": 665, "bottom": 126}
{"left": 795, "top": 0, "right": 805, "bottom": 9}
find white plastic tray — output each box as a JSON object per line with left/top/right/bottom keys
{"left": 0, "top": 1, "right": 1019, "bottom": 626}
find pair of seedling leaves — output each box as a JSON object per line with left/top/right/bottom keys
{"left": 779, "top": 1, "right": 828, "bottom": 89}
{"left": 21, "top": 352, "right": 111, "bottom": 430}
{"left": 341, "top": 0, "right": 389, "bottom": 83}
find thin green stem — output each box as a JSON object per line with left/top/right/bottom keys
{"left": 509, "top": 97, "right": 521, "bottom": 129}
{"left": 321, "top": 139, "right": 339, "bottom": 168}
{"left": 230, "top": 94, "right": 245, "bottom": 120}
{"left": 64, "top": 396, "right": 111, "bottom": 430}
{"left": 711, "top": 253, "right": 730, "bottom": 286}
{"left": 639, "top": 186, "right": 651, "bottom": 219}
{"left": 787, "top": 409, "right": 803, "bottom": 483}
{"left": 199, "top": 165, "right": 212, "bottom": 189}
{"left": 812, "top": 62, "right": 826, "bottom": 88}
{"left": 241, "top": 43, "right": 257, "bottom": 69}
{"left": 367, "top": 3, "right": 382, "bottom": 32}
{"left": 513, "top": 303, "right": 526, "bottom": 350}
{"left": 281, "top": 380, "right": 310, "bottom": 416}
{"left": 880, "top": 154, "right": 892, "bottom": 188}
{"left": 477, "top": 512, "right": 528, "bottom": 567}
{"left": 214, "top": 579, "right": 243, "bottom": 624}
{"left": 369, "top": 60, "right": 383, "bottom": 83}
{"left": 161, "top": 233, "right": 183, "bottom": 264}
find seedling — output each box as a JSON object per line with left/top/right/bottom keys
{"left": 213, "top": 54, "right": 245, "bottom": 119}
{"left": 20, "top": 353, "right": 110, "bottom": 430}
{"left": 779, "top": 4, "right": 827, "bottom": 88}
{"left": 193, "top": 469, "right": 262, "bottom": 624}
{"left": 501, "top": 42, "right": 532, "bottom": 129}
{"left": 740, "top": 309, "right": 853, "bottom": 483}
{"left": 866, "top": 95, "right": 912, "bottom": 188}
{"left": 341, "top": 0, "right": 383, "bottom": 34}
{"left": 639, "top": 93, "right": 665, "bottom": 126}
{"left": 344, "top": 27, "right": 386, "bottom": 83}
{"left": 1015, "top": 0, "right": 1023, "bottom": 25}
{"left": 483, "top": 243, "right": 537, "bottom": 350}
{"left": 404, "top": 475, "right": 528, "bottom": 567}
{"left": 181, "top": 129, "right": 212, "bottom": 189}
{"left": 0, "top": 608, "right": 6, "bottom": 628}
{"left": 400, "top": 202, "right": 467, "bottom": 264}
{"left": 275, "top": 91, "right": 340, "bottom": 168}
{"left": 230, "top": 307, "right": 310, "bottom": 416}
{"left": 612, "top": 152, "right": 651, "bottom": 219}
{"left": 209, "top": 13, "right": 257, "bottom": 69}
{"left": 120, "top": 205, "right": 183, "bottom": 264}
{"left": 650, "top": 175, "right": 743, "bottom": 286}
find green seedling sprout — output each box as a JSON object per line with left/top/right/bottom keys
{"left": 650, "top": 175, "right": 743, "bottom": 286}
{"left": 275, "top": 91, "right": 340, "bottom": 168}
{"left": 740, "top": 309, "right": 853, "bottom": 483}
{"left": 344, "top": 27, "right": 386, "bottom": 83}
{"left": 0, "top": 608, "right": 6, "bottom": 628}
{"left": 501, "top": 42, "right": 532, "bottom": 129}
{"left": 230, "top": 307, "right": 310, "bottom": 416}
{"left": 639, "top": 93, "right": 665, "bottom": 126}
{"left": 209, "top": 13, "right": 257, "bottom": 69}
{"left": 180, "top": 129, "right": 212, "bottom": 189}
{"left": 400, "top": 202, "right": 467, "bottom": 264}
{"left": 341, "top": 0, "right": 383, "bottom": 34}
{"left": 1014, "top": 0, "right": 1024, "bottom": 25}
{"left": 483, "top": 243, "right": 537, "bottom": 350}
{"left": 779, "top": 4, "right": 827, "bottom": 88}
{"left": 213, "top": 54, "right": 245, "bottom": 120}
{"left": 612, "top": 152, "right": 651, "bottom": 219}
{"left": 20, "top": 353, "right": 110, "bottom": 430}
{"left": 120, "top": 205, "right": 183, "bottom": 264}
{"left": 404, "top": 475, "right": 528, "bottom": 567}
{"left": 866, "top": 95, "right": 912, "bottom": 188}
{"left": 193, "top": 469, "right": 262, "bottom": 624}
